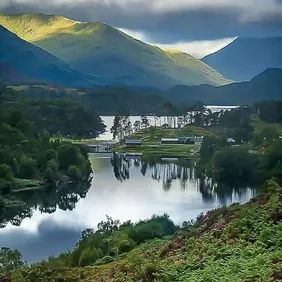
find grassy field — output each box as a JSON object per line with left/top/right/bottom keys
{"left": 116, "top": 144, "right": 201, "bottom": 157}
{"left": 127, "top": 126, "right": 214, "bottom": 144}
{"left": 251, "top": 114, "right": 282, "bottom": 134}
{"left": 50, "top": 137, "right": 100, "bottom": 145}
{"left": 113, "top": 125, "right": 212, "bottom": 157}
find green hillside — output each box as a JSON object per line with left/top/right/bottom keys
{"left": 0, "top": 25, "right": 99, "bottom": 87}
{"left": 0, "top": 13, "right": 231, "bottom": 89}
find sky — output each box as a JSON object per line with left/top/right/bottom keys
{"left": 1, "top": 0, "right": 282, "bottom": 57}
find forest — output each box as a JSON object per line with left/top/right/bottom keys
{"left": 0, "top": 86, "right": 106, "bottom": 138}
{"left": 0, "top": 86, "right": 108, "bottom": 229}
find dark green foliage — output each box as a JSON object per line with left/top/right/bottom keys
{"left": 0, "top": 247, "right": 26, "bottom": 274}
{"left": 18, "top": 156, "right": 37, "bottom": 178}
{"left": 213, "top": 147, "right": 257, "bottom": 183}
{"left": 0, "top": 165, "right": 15, "bottom": 194}
{"left": 255, "top": 100, "right": 282, "bottom": 123}
{"left": 47, "top": 215, "right": 177, "bottom": 268}
{"left": 0, "top": 87, "right": 106, "bottom": 139}
{"left": 118, "top": 240, "right": 136, "bottom": 254}
{"left": 78, "top": 248, "right": 100, "bottom": 267}
{"left": 67, "top": 166, "right": 82, "bottom": 181}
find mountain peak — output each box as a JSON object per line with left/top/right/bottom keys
{"left": 0, "top": 12, "right": 231, "bottom": 88}
{"left": 164, "top": 48, "right": 184, "bottom": 54}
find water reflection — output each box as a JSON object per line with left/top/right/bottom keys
{"left": 0, "top": 153, "right": 258, "bottom": 263}
{"left": 0, "top": 181, "right": 91, "bottom": 228}
{"left": 110, "top": 153, "right": 258, "bottom": 205}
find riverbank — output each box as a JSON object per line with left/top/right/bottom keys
{"left": 6, "top": 179, "right": 282, "bottom": 281}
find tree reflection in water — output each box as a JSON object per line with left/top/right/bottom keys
{"left": 0, "top": 181, "right": 91, "bottom": 228}
{"left": 111, "top": 153, "right": 258, "bottom": 203}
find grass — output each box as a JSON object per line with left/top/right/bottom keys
{"left": 128, "top": 126, "right": 214, "bottom": 144}
{"left": 113, "top": 126, "right": 211, "bottom": 157}
{"left": 50, "top": 137, "right": 100, "bottom": 145}
{"left": 251, "top": 114, "right": 282, "bottom": 134}
{"left": 13, "top": 178, "right": 43, "bottom": 191}
{"left": 0, "top": 13, "right": 231, "bottom": 88}
{"left": 116, "top": 144, "right": 200, "bottom": 158}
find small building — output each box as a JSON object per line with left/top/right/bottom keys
{"left": 125, "top": 139, "right": 142, "bottom": 147}
{"left": 161, "top": 137, "right": 201, "bottom": 145}
{"left": 227, "top": 138, "right": 236, "bottom": 143}
{"left": 194, "top": 136, "right": 204, "bottom": 145}
{"left": 161, "top": 138, "right": 179, "bottom": 145}
{"left": 178, "top": 137, "right": 195, "bottom": 144}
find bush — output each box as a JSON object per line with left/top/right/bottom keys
{"left": 67, "top": 166, "right": 82, "bottom": 181}
{"left": 44, "top": 168, "right": 55, "bottom": 183}
{"left": 18, "top": 156, "right": 37, "bottom": 178}
{"left": 58, "top": 145, "right": 79, "bottom": 169}
{"left": 118, "top": 239, "right": 136, "bottom": 254}
{"left": 94, "top": 255, "right": 114, "bottom": 266}
{"left": 128, "top": 222, "right": 163, "bottom": 244}
{"left": 78, "top": 247, "right": 99, "bottom": 267}
{"left": 44, "top": 149, "right": 58, "bottom": 163}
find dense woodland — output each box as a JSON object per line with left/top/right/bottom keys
{"left": 0, "top": 86, "right": 108, "bottom": 229}
{"left": 0, "top": 87, "right": 106, "bottom": 138}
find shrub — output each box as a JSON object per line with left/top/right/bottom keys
{"left": 18, "top": 156, "right": 37, "bottom": 178}
{"left": 118, "top": 239, "right": 136, "bottom": 254}
{"left": 67, "top": 166, "right": 82, "bottom": 181}
{"left": 94, "top": 255, "right": 114, "bottom": 266}
{"left": 78, "top": 247, "right": 99, "bottom": 267}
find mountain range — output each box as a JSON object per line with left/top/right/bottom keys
{"left": 203, "top": 37, "right": 282, "bottom": 81}
{"left": 166, "top": 68, "right": 282, "bottom": 105}
{"left": 0, "top": 13, "right": 230, "bottom": 89}
{"left": 0, "top": 25, "right": 100, "bottom": 87}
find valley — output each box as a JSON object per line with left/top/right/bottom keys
{"left": 0, "top": 8, "right": 282, "bottom": 282}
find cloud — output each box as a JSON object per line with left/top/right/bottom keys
{"left": 119, "top": 28, "right": 236, "bottom": 58}
{"left": 1, "top": 0, "right": 282, "bottom": 43}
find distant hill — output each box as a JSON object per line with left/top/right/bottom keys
{"left": 0, "top": 25, "right": 99, "bottom": 88}
{"left": 202, "top": 37, "right": 282, "bottom": 81}
{"left": 0, "top": 13, "right": 231, "bottom": 89}
{"left": 166, "top": 68, "right": 282, "bottom": 105}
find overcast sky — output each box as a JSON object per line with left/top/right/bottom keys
{"left": 1, "top": 0, "right": 282, "bottom": 57}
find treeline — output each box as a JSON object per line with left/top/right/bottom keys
{"left": 15, "top": 85, "right": 186, "bottom": 115}
{"left": 0, "top": 86, "right": 106, "bottom": 138}
{"left": 255, "top": 100, "right": 282, "bottom": 123}
{"left": 41, "top": 215, "right": 177, "bottom": 268}
{"left": 200, "top": 134, "right": 282, "bottom": 186}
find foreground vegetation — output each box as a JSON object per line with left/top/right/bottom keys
{"left": 2, "top": 178, "right": 282, "bottom": 281}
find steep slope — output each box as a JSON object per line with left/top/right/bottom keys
{"left": 203, "top": 37, "right": 282, "bottom": 81}
{"left": 0, "top": 25, "right": 99, "bottom": 88}
{"left": 0, "top": 62, "right": 37, "bottom": 85}
{"left": 166, "top": 68, "right": 282, "bottom": 105}
{"left": 0, "top": 13, "right": 231, "bottom": 89}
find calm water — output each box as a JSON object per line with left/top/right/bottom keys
{"left": 0, "top": 153, "right": 257, "bottom": 263}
